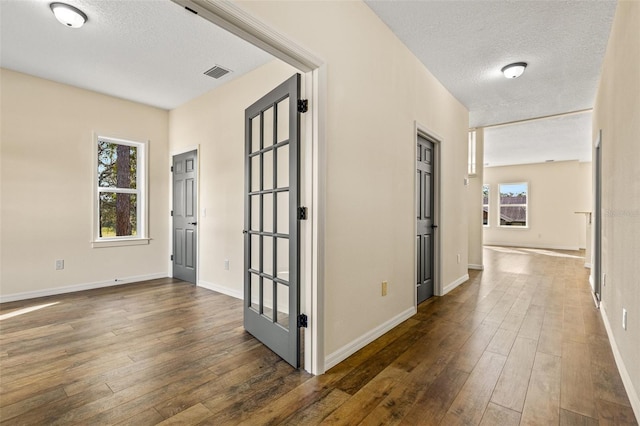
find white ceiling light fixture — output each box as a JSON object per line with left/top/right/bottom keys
{"left": 501, "top": 62, "right": 527, "bottom": 79}
{"left": 50, "top": 2, "right": 87, "bottom": 28}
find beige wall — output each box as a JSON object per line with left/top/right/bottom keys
{"left": 592, "top": 0, "right": 640, "bottom": 413}
{"left": 0, "top": 69, "right": 170, "bottom": 300}
{"left": 483, "top": 160, "right": 591, "bottom": 250}
{"left": 236, "top": 1, "right": 469, "bottom": 361}
{"left": 169, "top": 60, "right": 298, "bottom": 298}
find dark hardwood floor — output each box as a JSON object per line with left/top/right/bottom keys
{"left": 1, "top": 247, "right": 637, "bottom": 425}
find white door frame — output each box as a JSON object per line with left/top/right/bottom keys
{"left": 171, "top": 0, "right": 326, "bottom": 375}
{"left": 415, "top": 123, "right": 442, "bottom": 299}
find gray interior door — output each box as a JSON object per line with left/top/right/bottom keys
{"left": 244, "top": 74, "right": 301, "bottom": 368}
{"left": 417, "top": 136, "right": 435, "bottom": 303}
{"left": 172, "top": 150, "right": 198, "bottom": 284}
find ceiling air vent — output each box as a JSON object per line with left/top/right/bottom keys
{"left": 204, "top": 65, "right": 232, "bottom": 79}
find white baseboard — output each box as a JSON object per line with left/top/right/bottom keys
{"left": 600, "top": 301, "right": 640, "bottom": 420}
{"left": 198, "top": 280, "right": 243, "bottom": 300}
{"left": 468, "top": 264, "right": 484, "bottom": 270}
{"left": 324, "top": 306, "right": 416, "bottom": 371}
{"left": 443, "top": 273, "right": 469, "bottom": 295}
{"left": 484, "top": 242, "right": 580, "bottom": 251}
{"left": 0, "top": 272, "right": 168, "bottom": 304}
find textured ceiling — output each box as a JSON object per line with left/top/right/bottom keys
{"left": 1, "top": 0, "right": 618, "bottom": 166}
{"left": 365, "top": 0, "right": 616, "bottom": 167}
{"left": 365, "top": 0, "right": 617, "bottom": 128}
{"left": 0, "top": 0, "right": 272, "bottom": 110}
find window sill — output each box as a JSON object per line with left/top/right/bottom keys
{"left": 92, "top": 238, "right": 151, "bottom": 248}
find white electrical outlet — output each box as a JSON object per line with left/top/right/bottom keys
{"left": 381, "top": 281, "right": 388, "bottom": 296}
{"left": 622, "top": 308, "right": 627, "bottom": 330}
{"left": 457, "top": 254, "right": 461, "bottom": 264}
{"left": 55, "top": 260, "right": 64, "bottom": 270}
{"left": 224, "top": 259, "right": 230, "bottom": 271}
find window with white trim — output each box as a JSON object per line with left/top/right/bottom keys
{"left": 499, "top": 182, "right": 528, "bottom": 227}
{"left": 468, "top": 130, "right": 477, "bottom": 176}
{"left": 94, "top": 135, "right": 148, "bottom": 246}
{"left": 482, "top": 184, "right": 489, "bottom": 226}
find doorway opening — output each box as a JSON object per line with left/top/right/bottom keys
{"left": 170, "top": 0, "right": 325, "bottom": 374}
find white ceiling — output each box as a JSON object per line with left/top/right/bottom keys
{"left": 483, "top": 111, "right": 593, "bottom": 168}
{"left": 0, "top": 0, "right": 272, "bottom": 110}
{"left": 365, "top": 0, "right": 617, "bottom": 166}
{"left": 1, "top": 0, "right": 618, "bottom": 166}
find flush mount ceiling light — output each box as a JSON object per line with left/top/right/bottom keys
{"left": 501, "top": 62, "right": 527, "bottom": 79}
{"left": 50, "top": 2, "right": 87, "bottom": 28}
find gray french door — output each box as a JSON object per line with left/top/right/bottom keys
{"left": 244, "top": 74, "right": 301, "bottom": 368}
{"left": 172, "top": 150, "right": 198, "bottom": 284}
{"left": 417, "top": 136, "right": 435, "bottom": 304}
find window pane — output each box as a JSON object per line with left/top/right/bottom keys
{"left": 99, "top": 193, "right": 137, "bottom": 237}
{"left": 468, "top": 131, "right": 476, "bottom": 175}
{"left": 500, "top": 206, "right": 527, "bottom": 226}
{"left": 98, "top": 141, "right": 137, "bottom": 189}
{"left": 263, "top": 106, "right": 274, "bottom": 148}
{"left": 482, "top": 184, "right": 489, "bottom": 226}
{"left": 276, "top": 98, "right": 289, "bottom": 143}
{"left": 499, "top": 183, "right": 527, "bottom": 203}
{"left": 276, "top": 282, "right": 289, "bottom": 329}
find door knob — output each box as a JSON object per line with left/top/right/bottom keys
{"left": 188, "top": 222, "right": 197, "bottom": 225}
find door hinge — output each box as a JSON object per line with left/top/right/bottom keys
{"left": 297, "top": 314, "right": 308, "bottom": 328}
{"left": 171, "top": 166, "right": 174, "bottom": 172}
{"left": 170, "top": 210, "right": 173, "bottom": 216}
{"left": 297, "top": 206, "right": 307, "bottom": 220}
{"left": 297, "top": 99, "right": 308, "bottom": 113}
{"left": 170, "top": 254, "right": 174, "bottom": 261}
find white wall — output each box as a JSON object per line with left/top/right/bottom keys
{"left": 592, "top": 0, "right": 640, "bottom": 415}
{"left": 0, "top": 69, "right": 170, "bottom": 300}
{"left": 236, "top": 1, "right": 470, "bottom": 362}
{"left": 169, "top": 60, "right": 298, "bottom": 298}
{"left": 483, "top": 160, "right": 591, "bottom": 250}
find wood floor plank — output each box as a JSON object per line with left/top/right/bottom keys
{"left": 560, "top": 408, "right": 599, "bottom": 426}
{"left": 490, "top": 336, "right": 537, "bottom": 412}
{"left": 485, "top": 327, "right": 517, "bottom": 356}
{"left": 399, "top": 365, "right": 469, "bottom": 426}
{"left": 479, "top": 402, "right": 521, "bottom": 426}
{"left": 561, "top": 339, "right": 597, "bottom": 419}
{"left": 449, "top": 321, "right": 499, "bottom": 373}
{"left": 440, "top": 351, "right": 507, "bottom": 425}
{"left": 1, "top": 249, "right": 636, "bottom": 425}
{"left": 596, "top": 398, "right": 639, "bottom": 425}
{"left": 280, "top": 388, "right": 351, "bottom": 425}
{"left": 520, "top": 351, "right": 562, "bottom": 426}
{"left": 156, "top": 403, "right": 212, "bottom": 425}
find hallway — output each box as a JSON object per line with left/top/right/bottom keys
{"left": 0, "top": 247, "right": 636, "bottom": 424}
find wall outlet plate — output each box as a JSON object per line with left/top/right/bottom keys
{"left": 382, "top": 281, "right": 388, "bottom": 296}
{"left": 622, "top": 308, "right": 627, "bottom": 330}
{"left": 55, "top": 260, "right": 64, "bottom": 270}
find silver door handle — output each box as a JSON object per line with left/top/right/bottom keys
{"left": 188, "top": 222, "right": 197, "bottom": 225}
